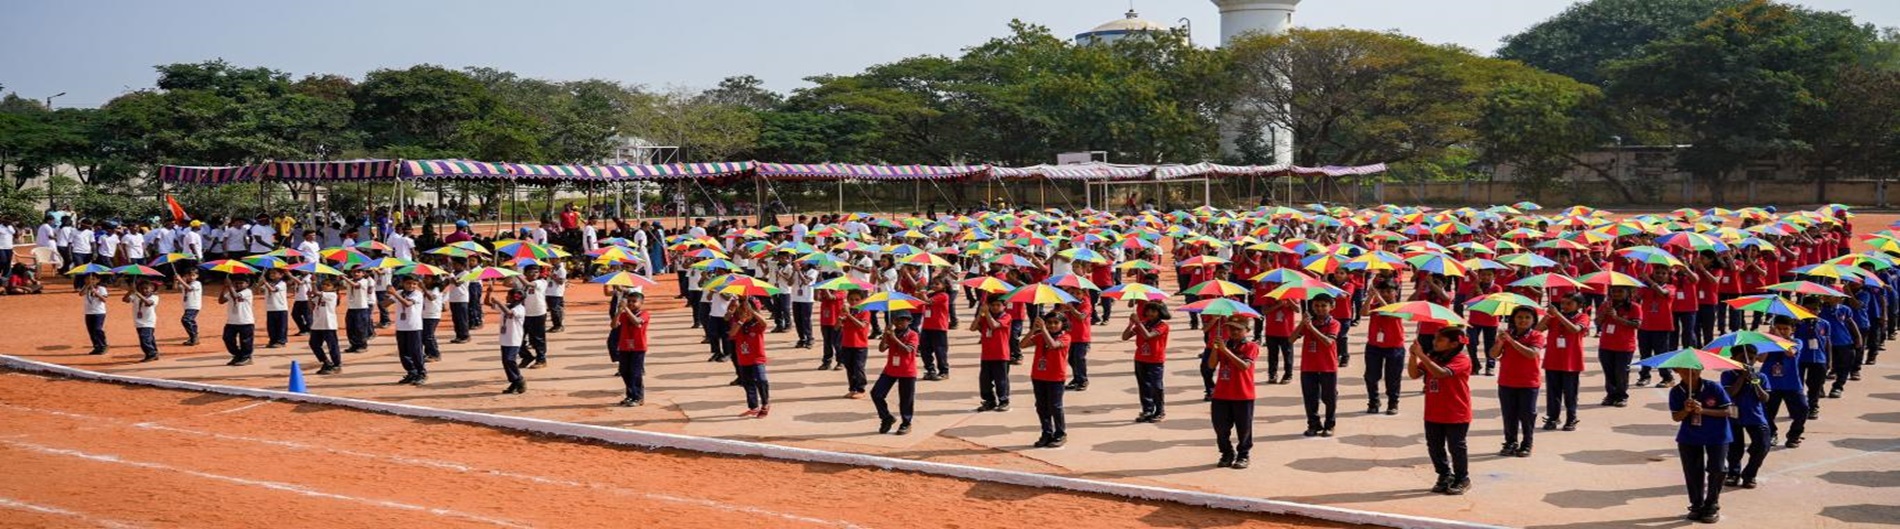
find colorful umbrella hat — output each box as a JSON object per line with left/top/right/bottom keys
{"left": 817, "top": 276, "right": 879, "bottom": 292}
{"left": 1762, "top": 281, "right": 1847, "bottom": 298}
{"left": 1115, "top": 259, "right": 1157, "bottom": 271}
{"left": 1577, "top": 270, "right": 1646, "bottom": 289}
{"left": 718, "top": 276, "right": 782, "bottom": 297}
{"left": 1178, "top": 298, "right": 1262, "bottom": 318}
{"left": 200, "top": 259, "right": 259, "bottom": 275}
{"left": 1250, "top": 268, "right": 1313, "bottom": 284}
{"left": 1636, "top": 348, "right": 1745, "bottom": 371}
{"left": 1374, "top": 301, "right": 1469, "bottom": 326}
{"left": 1509, "top": 273, "right": 1586, "bottom": 290}
{"left": 147, "top": 252, "right": 194, "bottom": 266}
{"left": 395, "top": 263, "right": 451, "bottom": 277}
{"left": 460, "top": 266, "right": 522, "bottom": 282}
{"left": 1043, "top": 274, "right": 1101, "bottom": 291}
{"left": 1101, "top": 283, "right": 1171, "bottom": 302}
{"left": 110, "top": 264, "right": 164, "bottom": 277}
{"left": 1266, "top": 279, "right": 1348, "bottom": 301}
{"left": 1183, "top": 279, "right": 1250, "bottom": 298}
{"left": 1465, "top": 292, "right": 1544, "bottom": 316}
{"left": 856, "top": 291, "right": 925, "bottom": 312}
{"left": 1703, "top": 331, "right": 1797, "bottom": 354}
{"left": 960, "top": 276, "right": 1016, "bottom": 294}
{"left": 1006, "top": 284, "right": 1079, "bottom": 306}
{"left": 289, "top": 262, "right": 344, "bottom": 276}
{"left": 1724, "top": 294, "right": 1816, "bottom": 320}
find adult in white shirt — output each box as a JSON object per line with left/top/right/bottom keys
{"left": 71, "top": 224, "right": 96, "bottom": 264}
{"left": 296, "top": 231, "right": 322, "bottom": 264}
{"left": 182, "top": 223, "right": 205, "bottom": 261}
{"left": 791, "top": 218, "right": 809, "bottom": 243}
{"left": 35, "top": 217, "right": 58, "bottom": 252}
{"left": 219, "top": 278, "right": 256, "bottom": 365}
{"left": 387, "top": 227, "right": 416, "bottom": 261}
{"left": 97, "top": 228, "right": 121, "bottom": 265}
{"left": 221, "top": 222, "right": 247, "bottom": 256}
{"left": 152, "top": 223, "right": 175, "bottom": 255}
{"left": 308, "top": 279, "right": 342, "bottom": 373}
{"left": 123, "top": 229, "right": 146, "bottom": 264}
{"left": 581, "top": 223, "right": 599, "bottom": 252}
{"left": 0, "top": 220, "right": 15, "bottom": 280}
{"left": 248, "top": 219, "right": 275, "bottom": 253}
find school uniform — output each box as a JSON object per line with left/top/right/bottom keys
{"left": 1637, "top": 286, "right": 1678, "bottom": 384}
{"left": 345, "top": 277, "right": 374, "bottom": 351}
{"left": 290, "top": 275, "right": 312, "bottom": 335}
{"left": 263, "top": 279, "right": 290, "bottom": 347}
{"left": 420, "top": 286, "right": 443, "bottom": 360}
{"left": 791, "top": 269, "right": 817, "bottom": 347}
{"left": 521, "top": 278, "right": 549, "bottom": 365}
{"left": 130, "top": 291, "right": 159, "bottom": 359}
{"left": 1423, "top": 352, "right": 1474, "bottom": 485}
{"left": 180, "top": 280, "right": 203, "bottom": 343}
{"left": 1497, "top": 329, "right": 1545, "bottom": 451}
{"left": 374, "top": 268, "right": 394, "bottom": 326}
{"left": 840, "top": 309, "right": 873, "bottom": 393}
{"left": 80, "top": 285, "right": 109, "bottom": 353}
{"left": 498, "top": 304, "right": 527, "bottom": 386}
{"left": 1819, "top": 304, "right": 1856, "bottom": 399}
{"left": 445, "top": 277, "right": 471, "bottom": 342}
{"left": 1300, "top": 317, "right": 1342, "bottom": 432}
{"left": 873, "top": 328, "right": 920, "bottom": 426}
{"left": 393, "top": 289, "right": 426, "bottom": 381}
{"left": 1065, "top": 296, "right": 1094, "bottom": 388}
{"left": 1544, "top": 311, "right": 1587, "bottom": 425}
{"left": 1030, "top": 328, "right": 1072, "bottom": 445}
{"left": 1212, "top": 341, "right": 1260, "bottom": 461}
{"left": 1671, "top": 379, "right": 1733, "bottom": 517}
{"left": 819, "top": 291, "right": 843, "bottom": 366}
{"left": 1364, "top": 312, "right": 1408, "bottom": 409}
{"left": 1462, "top": 282, "right": 1503, "bottom": 370}
{"left": 222, "top": 288, "right": 256, "bottom": 363}
{"left": 1723, "top": 368, "right": 1771, "bottom": 483}
{"left": 545, "top": 266, "right": 567, "bottom": 331}
{"left": 613, "top": 309, "right": 650, "bottom": 403}
{"left": 308, "top": 291, "right": 341, "bottom": 369}
{"left": 920, "top": 292, "right": 953, "bottom": 377}
{"left": 732, "top": 318, "right": 770, "bottom": 410}
{"left": 1132, "top": 319, "right": 1169, "bottom": 418}
{"left": 1671, "top": 275, "right": 1701, "bottom": 349}
{"left": 1260, "top": 299, "right": 1297, "bottom": 380}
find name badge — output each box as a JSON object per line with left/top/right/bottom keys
{"left": 1374, "top": 332, "right": 1384, "bottom": 342}
{"left": 1808, "top": 339, "right": 1820, "bottom": 349}
{"left": 1555, "top": 337, "right": 1567, "bottom": 349}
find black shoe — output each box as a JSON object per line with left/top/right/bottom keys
{"left": 1321, "top": 428, "right": 1335, "bottom": 438}
{"left": 1695, "top": 507, "right": 1721, "bottom": 524}
{"left": 1740, "top": 478, "right": 1757, "bottom": 489}
{"left": 1431, "top": 475, "right": 1451, "bottom": 493}
{"left": 938, "top": 372, "right": 951, "bottom": 381}
{"left": 879, "top": 418, "right": 895, "bottom": 434}
{"left": 995, "top": 403, "right": 1011, "bottom": 412}
{"left": 1562, "top": 419, "right": 1579, "bottom": 431}
{"left": 549, "top": 326, "right": 564, "bottom": 333}
{"left": 231, "top": 358, "right": 252, "bottom": 366}
{"left": 1150, "top": 413, "right": 1166, "bottom": 421}
{"left": 530, "top": 360, "right": 547, "bottom": 369}
{"left": 411, "top": 376, "right": 427, "bottom": 386}
{"left": 832, "top": 364, "right": 843, "bottom": 371}
{"left": 1542, "top": 419, "right": 1558, "bottom": 431}
{"left": 398, "top": 375, "right": 415, "bottom": 385}
{"left": 976, "top": 403, "right": 997, "bottom": 412}
{"left": 819, "top": 362, "right": 834, "bottom": 371}
{"left": 1807, "top": 409, "right": 1820, "bottom": 420}
{"left": 1134, "top": 413, "right": 1153, "bottom": 423}
{"left": 1217, "top": 454, "right": 1234, "bottom": 468}
{"left": 1230, "top": 456, "right": 1250, "bottom": 469}
{"left": 426, "top": 354, "right": 441, "bottom": 362}
{"left": 182, "top": 339, "right": 199, "bottom": 346}
{"left": 140, "top": 355, "right": 160, "bottom": 363}
{"left": 617, "top": 397, "right": 635, "bottom": 406}
{"left": 1787, "top": 437, "right": 1803, "bottom": 448}
{"left": 1367, "top": 401, "right": 1381, "bottom": 414}
{"left": 1385, "top": 401, "right": 1399, "bottom": 415}
{"left": 1266, "top": 375, "right": 1280, "bottom": 385}
{"left": 729, "top": 377, "right": 741, "bottom": 386}
{"left": 1445, "top": 478, "right": 1470, "bottom": 495}
{"left": 1829, "top": 388, "right": 1844, "bottom": 398}
{"left": 1515, "top": 445, "right": 1532, "bottom": 457}
{"left": 1613, "top": 400, "right": 1629, "bottom": 408}
{"left": 1033, "top": 435, "right": 1051, "bottom": 448}
{"left": 1637, "top": 377, "right": 1653, "bottom": 387}
{"left": 90, "top": 348, "right": 108, "bottom": 355}
{"left": 1047, "top": 434, "right": 1067, "bottom": 448}
{"left": 503, "top": 383, "right": 520, "bottom": 395}
{"left": 1850, "top": 372, "right": 1862, "bottom": 381}
{"left": 923, "top": 372, "right": 941, "bottom": 381}
{"left": 1069, "top": 382, "right": 1086, "bottom": 391}
{"left": 707, "top": 354, "right": 721, "bottom": 363}
{"left": 895, "top": 423, "right": 911, "bottom": 435}
{"left": 518, "top": 357, "right": 534, "bottom": 369}
{"left": 1304, "top": 428, "right": 1320, "bottom": 437}
{"left": 1499, "top": 442, "right": 1518, "bottom": 457}
{"left": 1723, "top": 474, "right": 1741, "bottom": 487}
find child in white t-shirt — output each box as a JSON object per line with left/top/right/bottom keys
{"left": 124, "top": 280, "right": 161, "bottom": 361}
{"left": 81, "top": 274, "right": 109, "bottom": 354}
{"left": 219, "top": 277, "right": 256, "bottom": 366}
{"left": 176, "top": 269, "right": 203, "bottom": 345}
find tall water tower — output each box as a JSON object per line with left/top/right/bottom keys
{"left": 1212, "top": 0, "right": 1299, "bottom": 165}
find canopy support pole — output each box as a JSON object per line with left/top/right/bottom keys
{"left": 754, "top": 176, "right": 766, "bottom": 226}
{"left": 510, "top": 180, "right": 519, "bottom": 236}
{"left": 836, "top": 179, "right": 844, "bottom": 213}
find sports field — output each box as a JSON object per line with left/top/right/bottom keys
{"left": 3, "top": 212, "right": 1897, "bottom": 528}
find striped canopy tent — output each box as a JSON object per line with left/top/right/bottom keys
{"left": 261, "top": 159, "right": 400, "bottom": 182}
{"left": 503, "top": 163, "right": 603, "bottom": 182}
{"left": 1290, "top": 164, "right": 1389, "bottom": 177}
{"left": 595, "top": 162, "right": 752, "bottom": 182}
{"left": 1002, "top": 163, "right": 1154, "bottom": 181}
{"left": 755, "top": 163, "right": 987, "bottom": 181}
{"left": 1204, "top": 163, "right": 1291, "bottom": 178}
{"left": 156, "top": 165, "right": 264, "bottom": 184}
{"left": 400, "top": 159, "right": 512, "bottom": 181}
{"left": 1153, "top": 163, "right": 1216, "bottom": 180}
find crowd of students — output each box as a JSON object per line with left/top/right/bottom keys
{"left": 49, "top": 202, "right": 1889, "bottom": 524}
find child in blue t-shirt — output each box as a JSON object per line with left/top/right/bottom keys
{"left": 1797, "top": 297, "right": 1838, "bottom": 420}
{"left": 1722, "top": 345, "right": 1771, "bottom": 489}
{"left": 1761, "top": 317, "right": 1810, "bottom": 448}
{"left": 1670, "top": 366, "right": 1734, "bottom": 524}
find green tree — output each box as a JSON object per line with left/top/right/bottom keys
{"left": 1499, "top": 0, "right": 1743, "bottom": 86}
{"left": 1605, "top": 0, "right": 1887, "bottom": 203}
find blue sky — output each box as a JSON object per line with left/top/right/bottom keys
{"left": 4, "top": 0, "right": 1895, "bottom": 108}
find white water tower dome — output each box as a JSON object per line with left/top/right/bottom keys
{"left": 1075, "top": 9, "right": 1172, "bottom": 45}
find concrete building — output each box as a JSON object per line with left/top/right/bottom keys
{"left": 1211, "top": 0, "right": 1299, "bottom": 165}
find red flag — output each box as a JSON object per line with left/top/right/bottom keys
{"left": 165, "top": 195, "right": 190, "bottom": 223}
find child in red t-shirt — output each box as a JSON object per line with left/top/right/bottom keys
{"left": 1640, "top": 269, "right": 1681, "bottom": 387}
{"left": 1365, "top": 281, "right": 1409, "bottom": 414}
{"left": 730, "top": 300, "right": 771, "bottom": 418}
{"left": 819, "top": 283, "right": 846, "bottom": 370}
{"left": 872, "top": 311, "right": 921, "bottom": 434}
{"left": 610, "top": 291, "right": 650, "bottom": 407}
{"left": 1295, "top": 295, "right": 1343, "bottom": 436}
{"left": 975, "top": 296, "right": 1015, "bottom": 411}
{"left": 1022, "top": 312, "right": 1072, "bottom": 448}
{"left": 1121, "top": 301, "right": 1171, "bottom": 422}
{"left": 1411, "top": 326, "right": 1474, "bottom": 495}
{"left": 1490, "top": 306, "right": 1546, "bottom": 457}
{"left": 839, "top": 290, "right": 873, "bottom": 398}
{"left": 921, "top": 279, "right": 954, "bottom": 380}
{"left": 1599, "top": 285, "right": 1643, "bottom": 407}
{"left": 1540, "top": 294, "right": 1588, "bottom": 430}
{"left": 1207, "top": 318, "right": 1259, "bottom": 469}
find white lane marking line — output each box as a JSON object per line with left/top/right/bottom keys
{"left": 209, "top": 401, "right": 270, "bottom": 416}
{"left": 1768, "top": 441, "right": 1900, "bottom": 477}
{"left": 0, "top": 496, "right": 142, "bottom": 529}
{"left": 0, "top": 440, "right": 531, "bottom": 529}
{"left": 1, "top": 404, "right": 865, "bottom": 529}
